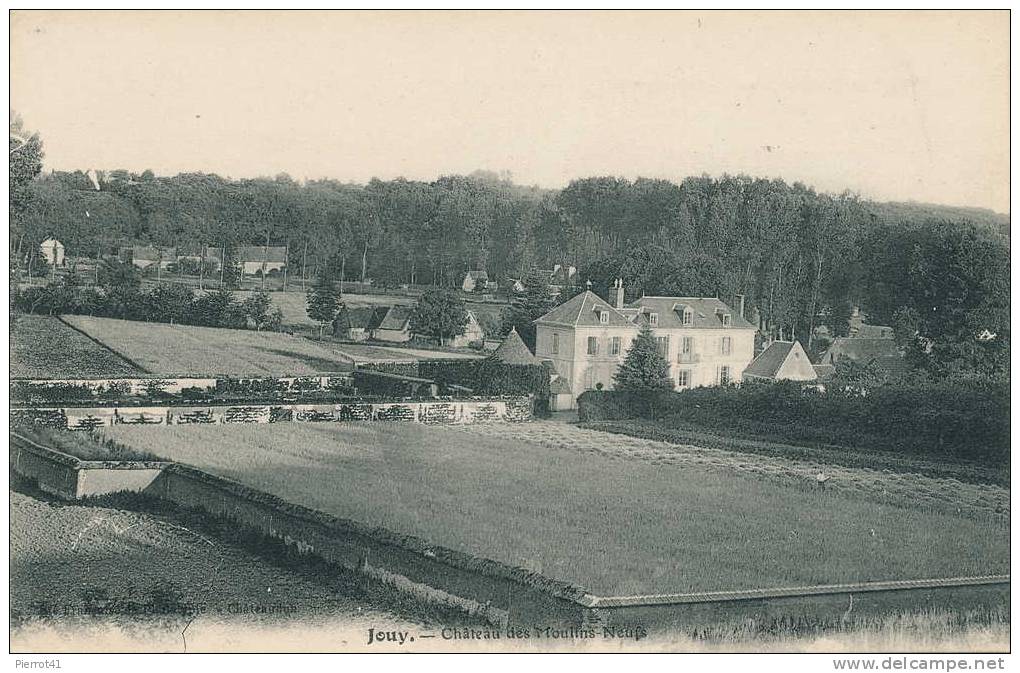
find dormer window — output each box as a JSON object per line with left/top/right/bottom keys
{"left": 599, "top": 310, "right": 608, "bottom": 324}
{"left": 649, "top": 312, "right": 658, "bottom": 326}
{"left": 682, "top": 309, "right": 693, "bottom": 326}
{"left": 721, "top": 314, "right": 731, "bottom": 327}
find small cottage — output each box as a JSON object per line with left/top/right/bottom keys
{"left": 332, "top": 306, "right": 378, "bottom": 341}
{"left": 370, "top": 305, "right": 414, "bottom": 342}
{"left": 446, "top": 310, "right": 486, "bottom": 348}
{"left": 40, "top": 238, "right": 65, "bottom": 267}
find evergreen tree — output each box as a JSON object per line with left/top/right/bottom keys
{"left": 500, "top": 268, "right": 556, "bottom": 350}
{"left": 614, "top": 326, "right": 673, "bottom": 391}
{"left": 306, "top": 272, "right": 340, "bottom": 338}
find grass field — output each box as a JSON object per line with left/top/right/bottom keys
{"left": 62, "top": 315, "right": 357, "bottom": 377}
{"left": 11, "top": 315, "right": 146, "bottom": 379}
{"left": 102, "top": 421, "right": 1010, "bottom": 597}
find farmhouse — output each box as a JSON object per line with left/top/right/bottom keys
{"left": 39, "top": 238, "right": 65, "bottom": 267}
{"left": 742, "top": 340, "right": 817, "bottom": 383}
{"left": 534, "top": 280, "right": 756, "bottom": 408}
{"left": 120, "top": 246, "right": 176, "bottom": 270}
{"left": 547, "top": 264, "right": 577, "bottom": 291}
{"left": 508, "top": 264, "right": 578, "bottom": 295}
{"left": 819, "top": 337, "right": 908, "bottom": 376}
{"left": 369, "top": 305, "right": 414, "bottom": 342}
{"left": 462, "top": 270, "right": 497, "bottom": 293}
{"left": 332, "top": 306, "right": 378, "bottom": 341}
{"left": 234, "top": 245, "right": 287, "bottom": 276}
{"left": 175, "top": 245, "right": 222, "bottom": 270}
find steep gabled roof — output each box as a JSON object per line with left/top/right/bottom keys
{"left": 334, "top": 306, "right": 377, "bottom": 331}
{"left": 626, "top": 297, "right": 757, "bottom": 330}
{"left": 374, "top": 305, "right": 413, "bottom": 331}
{"left": 492, "top": 328, "right": 541, "bottom": 365}
{"left": 534, "top": 290, "right": 637, "bottom": 328}
{"left": 744, "top": 340, "right": 817, "bottom": 381}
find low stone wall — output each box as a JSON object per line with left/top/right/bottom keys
{"left": 10, "top": 435, "right": 168, "bottom": 499}
{"left": 13, "top": 397, "right": 534, "bottom": 430}
{"left": 583, "top": 577, "right": 1010, "bottom": 634}
{"left": 145, "top": 464, "right": 589, "bottom": 627}
{"left": 10, "top": 438, "right": 80, "bottom": 499}
{"left": 12, "top": 375, "right": 355, "bottom": 403}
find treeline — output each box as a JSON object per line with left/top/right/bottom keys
{"left": 12, "top": 280, "right": 282, "bottom": 332}
{"left": 10, "top": 169, "right": 1010, "bottom": 377}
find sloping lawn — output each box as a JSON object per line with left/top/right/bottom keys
{"left": 102, "top": 422, "right": 1009, "bottom": 597}
{"left": 62, "top": 315, "right": 355, "bottom": 377}
{"left": 11, "top": 315, "right": 145, "bottom": 379}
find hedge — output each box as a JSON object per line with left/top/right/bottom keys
{"left": 577, "top": 380, "right": 1009, "bottom": 466}
{"left": 351, "top": 369, "right": 437, "bottom": 398}
{"left": 359, "top": 358, "right": 550, "bottom": 415}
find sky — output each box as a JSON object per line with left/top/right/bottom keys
{"left": 10, "top": 10, "right": 1010, "bottom": 213}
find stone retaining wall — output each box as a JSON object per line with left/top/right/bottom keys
{"left": 10, "top": 435, "right": 168, "bottom": 499}
{"left": 12, "top": 397, "right": 534, "bottom": 430}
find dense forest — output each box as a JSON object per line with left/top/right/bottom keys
{"left": 9, "top": 145, "right": 1010, "bottom": 379}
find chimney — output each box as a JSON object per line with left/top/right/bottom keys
{"left": 615, "top": 278, "right": 625, "bottom": 309}
{"left": 735, "top": 293, "right": 745, "bottom": 319}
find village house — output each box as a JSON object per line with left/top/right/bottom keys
{"left": 120, "top": 245, "right": 177, "bottom": 270}
{"left": 332, "top": 306, "right": 378, "bottom": 341}
{"left": 742, "top": 340, "right": 817, "bottom": 383}
{"left": 175, "top": 245, "right": 222, "bottom": 271}
{"left": 462, "top": 270, "right": 497, "bottom": 293}
{"left": 39, "top": 238, "right": 65, "bottom": 267}
{"left": 445, "top": 310, "right": 486, "bottom": 348}
{"left": 508, "top": 264, "right": 577, "bottom": 295}
{"left": 369, "top": 305, "right": 414, "bottom": 342}
{"left": 533, "top": 280, "right": 757, "bottom": 409}
{"left": 818, "top": 336, "right": 908, "bottom": 377}
{"left": 233, "top": 245, "right": 287, "bottom": 276}
{"left": 547, "top": 264, "right": 577, "bottom": 292}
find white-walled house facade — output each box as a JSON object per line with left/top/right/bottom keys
{"left": 534, "top": 282, "right": 756, "bottom": 409}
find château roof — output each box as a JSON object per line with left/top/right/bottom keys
{"left": 535, "top": 291, "right": 756, "bottom": 331}
{"left": 624, "top": 297, "right": 757, "bottom": 330}
{"left": 534, "top": 290, "right": 637, "bottom": 328}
